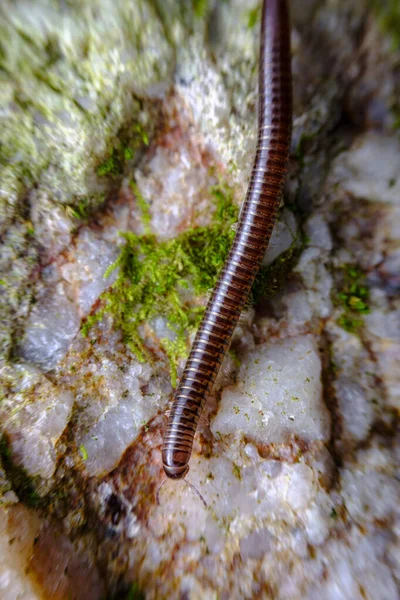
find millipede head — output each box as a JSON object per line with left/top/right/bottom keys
{"left": 163, "top": 463, "right": 190, "bottom": 479}
{"left": 162, "top": 448, "right": 190, "bottom": 480}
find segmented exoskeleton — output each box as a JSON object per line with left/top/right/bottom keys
{"left": 163, "top": 0, "right": 292, "bottom": 479}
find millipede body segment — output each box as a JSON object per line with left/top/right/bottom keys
{"left": 162, "top": 0, "right": 292, "bottom": 479}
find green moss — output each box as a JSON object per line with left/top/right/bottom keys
{"left": 66, "top": 193, "right": 106, "bottom": 223}
{"left": 97, "top": 154, "right": 120, "bottom": 177}
{"left": 294, "top": 132, "right": 318, "bottom": 168}
{"left": 228, "top": 348, "right": 241, "bottom": 367}
{"left": 0, "top": 435, "right": 41, "bottom": 507}
{"left": 97, "top": 124, "right": 149, "bottom": 178}
{"left": 393, "top": 111, "right": 400, "bottom": 131}
{"left": 369, "top": 0, "right": 400, "bottom": 50}
{"left": 232, "top": 463, "right": 242, "bottom": 481}
{"left": 96, "top": 144, "right": 128, "bottom": 177}
{"left": 132, "top": 123, "right": 149, "bottom": 147}
{"left": 26, "top": 221, "right": 35, "bottom": 236}
{"left": 0, "top": 458, "right": 12, "bottom": 503}
{"left": 79, "top": 444, "right": 88, "bottom": 460}
{"left": 250, "top": 243, "right": 299, "bottom": 306}
{"left": 126, "top": 583, "right": 145, "bottom": 600}
{"left": 67, "top": 199, "right": 91, "bottom": 221}
{"left": 192, "top": 0, "right": 209, "bottom": 18}
{"left": 83, "top": 179, "right": 237, "bottom": 364}
{"left": 337, "top": 314, "right": 364, "bottom": 333}
{"left": 335, "top": 264, "right": 370, "bottom": 333}
{"left": 247, "top": 6, "right": 261, "bottom": 29}
{"left": 65, "top": 121, "right": 150, "bottom": 223}
{"left": 130, "top": 181, "right": 152, "bottom": 234}
{"left": 84, "top": 179, "right": 298, "bottom": 378}
{"left": 161, "top": 337, "right": 188, "bottom": 387}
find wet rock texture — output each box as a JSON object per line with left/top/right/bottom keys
{"left": 1, "top": 0, "right": 400, "bottom": 598}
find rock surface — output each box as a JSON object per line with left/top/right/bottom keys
{"left": 1, "top": 1, "right": 400, "bottom": 599}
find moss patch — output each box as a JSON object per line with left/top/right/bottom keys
{"left": 65, "top": 122, "right": 150, "bottom": 223}
{"left": 130, "top": 181, "right": 152, "bottom": 234}
{"left": 294, "top": 132, "right": 318, "bottom": 169}
{"left": 126, "top": 583, "right": 145, "bottom": 600}
{"left": 83, "top": 179, "right": 298, "bottom": 375}
{"left": 96, "top": 123, "right": 149, "bottom": 179}
{"left": 335, "top": 265, "right": 370, "bottom": 333}
{"left": 247, "top": 6, "right": 261, "bottom": 29}
{"left": 83, "top": 179, "right": 238, "bottom": 361}
{"left": 192, "top": 0, "right": 209, "bottom": 18}
{"left": 250, "top": 243, "right": 300, "bottom": 306}
{"left": 66, "top": 194, "right": 105, "bottom": 222}
{"left": 369, "top": 0, "right": 400, "bottom": 50}
{"left": 0, "top": 457, "right": 12, "bottom": 503}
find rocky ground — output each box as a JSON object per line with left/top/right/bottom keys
{"left": 0, "top": 1, "right": 399, "bottom": 599}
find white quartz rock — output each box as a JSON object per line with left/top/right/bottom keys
{"left": 263, "top": 209, "right": 298, "bottom": 265}
{"left": 60, "top": 228, "right": 118, "bottom": 316}
{"left": 282, "top": 290, "right": 313, "bottom": 328}
{"left": 135, "top": 140, "right": 210, "bottom": 240}
{"left": 77, "top": 363, "right": 162, "bottom": 477}
{"left": 331, "top": 132, "right": 400, "bottom": 205}
{"left": 239, "top": 528, "right": 273, "bottom": 560}
{"left": 153, "top": 449, "right": 333, "bottom": 562}
{"left": 341, "top": 467, "right": 400, "bottom": 524}
{"left": 294, "top": 247, "right": 333, "bottom": 319}
{"left": 304, "top": 213, "right": 333, "bottom": 252}
{"left": 335, "top": 379, "right": 374, "bottom": 441}
{"left": 211, "top": 335, "right": 330, "bottom": 445}
{"left": 30, "top": 196, "right": 73, "bottom": 260}
{"left": 5, "top": 377, "right": 74, "bottom": 479}
{"left": 306, "top": 530, "right": 399, "bottom": 600}
{"left": 365, "top": 308, "right": 400, "bottom": 343}
{"left": 364, "top": 308, "right": 400, "bottom": 409}
{"left": 19, "top": 287, "right": 80, "bottom": 371}
{"left": 79, "top": 396, "right": 150, "bottom": 476}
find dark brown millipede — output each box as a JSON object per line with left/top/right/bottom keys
{"left": 162, "top": 0, "right": 292, "bottom": 480}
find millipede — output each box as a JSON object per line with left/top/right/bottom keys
{"left": 162, "top": 0, "right": 292, "bottom": 480}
